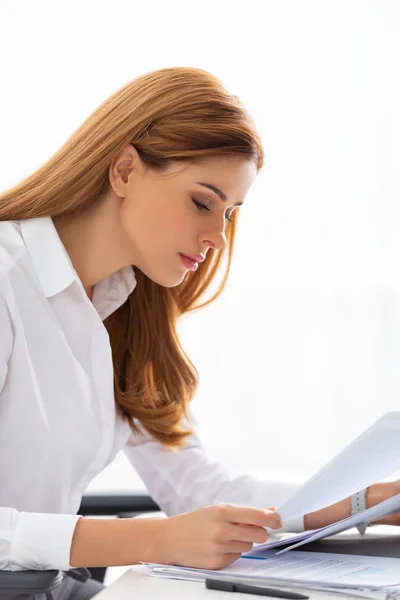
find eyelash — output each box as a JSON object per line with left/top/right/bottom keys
{"left": 192, "top": 198, "right": 233, "bottom": 222}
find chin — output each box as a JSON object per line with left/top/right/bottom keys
{"left": 142, "top": 269, "right": 187, "bottom": 288}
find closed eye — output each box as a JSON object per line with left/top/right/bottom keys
{"left": 192, "top": 198, "right": 233, "bottom": 222}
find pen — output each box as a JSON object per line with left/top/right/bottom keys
{"left": 205, "top": 579, "right": 309, "bottom": 599}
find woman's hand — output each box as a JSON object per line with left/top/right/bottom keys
{"left": 304, "top": 480, "right": 400, "bottom": 530}
{"left": 149, "top": 503, "right": 282, "bottom": 570}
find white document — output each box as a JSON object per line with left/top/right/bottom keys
{"left": 147, "top": 550, "right": 400, "bottom": 589}
{"left": 278, "top": 412, "right": 400, "bottom": 522}
{"left": 247, "top": 492, "right": 400, "bottom": 556}
{"left": 276, "top": 493, "right": 400, "bottom": 555}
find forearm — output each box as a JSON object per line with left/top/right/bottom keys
{"left": 304, "top": 496, "right": 351, "bottom": 530}
{"left": 304, "top": 482, "right": 400, "bottom": 530}
{"left": 69, "top": 516, "right": 163, "bottom": 567}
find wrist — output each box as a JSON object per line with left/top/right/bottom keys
{"left": 366, "top": 484, "right": 379, "bottom": 509}
{"left": 351, "top": 487, "right": 369, "bottom": 535}
{"left": 131, "top": 516, "right": 169, "bottom": 565}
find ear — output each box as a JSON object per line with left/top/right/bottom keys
{"left": 108, "top": 144, "right": 142, "bottom": 197}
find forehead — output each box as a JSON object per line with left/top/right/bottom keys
{"left": 159, "top": 156, "right": 257, "bottom": 203}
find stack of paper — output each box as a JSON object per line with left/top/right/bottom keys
{"left": 146, "top": 412, "right": 400, "bottom": 598}
{"left": 147, "top": 551, "right": 400, "bottom": 599}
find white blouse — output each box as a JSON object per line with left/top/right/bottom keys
{"left": 0, "top": 216, "right": 304, "bottom": 572}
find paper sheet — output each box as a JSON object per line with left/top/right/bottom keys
{"left": 277, "top": 412, "right": 400, "bottom": 522}
{"left": 247, "top": 492, "right": 400, "bottom": 556}
{"left": 276, "top": 493, "right": 400, "bottom": 555}
{"left": 147, "top": 550, "right": 400, "bottom": 589}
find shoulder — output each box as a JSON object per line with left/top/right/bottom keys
{"left": 0, "top": 220, "right": 27, "bottom": 279}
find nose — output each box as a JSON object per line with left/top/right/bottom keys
{"left": 200, "top": 210, "right": 229, "bottom": 252}
{"left": 202, "top": 227, "right": 227, "bottom": 252}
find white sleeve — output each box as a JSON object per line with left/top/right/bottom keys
{"left": 123, "top": 410, "right": 304, "bottom": 533}
{"left": 1, "top": 509, "right": 82, "bottom": 571}
{"left": 0, "top": 281, "right": 82, "bottom": 570}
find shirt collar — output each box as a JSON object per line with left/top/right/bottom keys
{"left": 19, "top": 216, "right": 137, "bottom": 320}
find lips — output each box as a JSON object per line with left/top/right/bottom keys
{"left": 179, "top": 253, "right": 200, "bottom": 271}
{"left": 181, "top": 253, "right": 205, "bottom": 263}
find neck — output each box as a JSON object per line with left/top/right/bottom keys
{"left": 52, "top": 193, "right": 135, "bottom": 295}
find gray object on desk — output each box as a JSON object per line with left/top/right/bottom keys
{"left": 300, "top": 531, "right": 400, "bottom": 558}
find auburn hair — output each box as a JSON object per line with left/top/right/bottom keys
{"left": 0, "top": 67, "right": 264, "bottom": 448}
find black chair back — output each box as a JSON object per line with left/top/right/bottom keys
{"left": 0, "top": 569, "right": 63, "bottom": 599}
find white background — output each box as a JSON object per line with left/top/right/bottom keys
{"left": 1, "top": 0, "right": 399, "bottom": 494}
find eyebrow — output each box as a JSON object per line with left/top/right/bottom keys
{"left": 196, "top": 182, "right": 244, "bottom": 207}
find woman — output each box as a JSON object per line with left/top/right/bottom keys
{"left": 0, "top": 66, "right": 399, "bottom": 599}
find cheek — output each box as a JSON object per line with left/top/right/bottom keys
{"left": 156, "top": 204, "right": 193, "bottom": 241}
{"left": 168, "top": 212, "right": 192, "bottom": 235}
{"left": 121, "top": 195, "right": 194, "bottom": 251}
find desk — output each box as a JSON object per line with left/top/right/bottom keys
{"left": 96, "top": 526, "right": 400, "bottom": 599}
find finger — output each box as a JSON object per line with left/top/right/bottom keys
{"left": 227, "top": 523, "right": 268, "bottom": 544}
{"left": 225, "top": 505, "right": 282, "bottom": 529}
